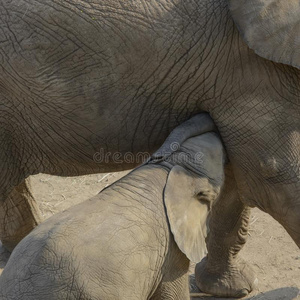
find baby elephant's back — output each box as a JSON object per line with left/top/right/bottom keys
{"left": 0, "top": 170, "right": 171, "bottom": 300}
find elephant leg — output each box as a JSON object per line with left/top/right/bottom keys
{"left": 0, "top": 177, "right": 42, "bottom": 251}
{"left": 269, "top": 185, "right": 300, "bottom": 248}
{"left": 151, "top": 247, "right": 190, "bottom": 300}
{"left": 281, "top": 213, "right": 300, "bottom": 248}
{"left": 195, "top": 165, "right": 257, "bottom": 298}
{"left": 151, "top": 273, "right": 190, "bottom": 300}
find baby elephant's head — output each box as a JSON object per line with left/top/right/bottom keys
{"left": 150, "top": 132, "right": 226, "bottom": 262}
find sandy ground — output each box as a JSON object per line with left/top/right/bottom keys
{"left": 0, "top": 172, "right": 299, "bottom": 299}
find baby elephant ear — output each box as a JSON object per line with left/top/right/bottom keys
{"left": 229, "top": 0, "right": 300, "bottom": 69}
{"left": 164, "top": 166, "right": 220, "bottom": 263}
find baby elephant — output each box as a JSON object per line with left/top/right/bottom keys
{"left": 0, "top": 131, "right": 225, "bottom": 300}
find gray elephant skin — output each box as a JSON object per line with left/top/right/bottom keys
{"left": 0, "top": 0, "right": 299, "bottom": 297}
{"left": 0, "top": 132, "right": 225, "bottom": 300}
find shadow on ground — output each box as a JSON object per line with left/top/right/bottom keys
{"left": 190, "top": 274, "right": 299, "bottom": 300}
{"left": 245, "top": 288, "right": 299, "bottom": 300}
{"left": 190, "top": 287, "right": 299, "bottom": 300}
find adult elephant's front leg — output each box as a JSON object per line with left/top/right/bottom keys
{"left": 195, "top": 165, "right": 257, "bottom": 298}
{"left": 0, "top": 178, "right": 42, "bottom": 251}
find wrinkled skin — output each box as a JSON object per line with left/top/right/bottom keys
{"left": 0, "top": 0, "right": 299, "bottom": 297}
{"left": 0, "top": 132, "right": 226, "bottom": 300}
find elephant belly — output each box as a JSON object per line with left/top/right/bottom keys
{"left": 1, "top": 0, "right": 217, "bottom": 178}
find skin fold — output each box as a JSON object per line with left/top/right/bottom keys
{"left": 0, "top": 0, "right": 299, "bottom": 297}
{"left": 0, "top": 132, "right": 226, "bottom": 300}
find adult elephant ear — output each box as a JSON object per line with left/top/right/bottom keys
{"left": 164, "top": 166, "right": 221, "bottom": 263}
{"left": 229, "top": 0, "right": 300, "bottom": 69}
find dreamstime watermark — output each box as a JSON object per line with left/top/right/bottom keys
{"left": 93, "top": 142, "right": 205, "bottom": 165}
{"left": 93, "top": 148, "right": 151, "bottom": 164}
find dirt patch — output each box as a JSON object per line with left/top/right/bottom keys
{"left": 0, "top": 172, "right": 299, "bottom": 299}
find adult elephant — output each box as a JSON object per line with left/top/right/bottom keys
{"left": 0, "top": 0, "right": 299, "bottom": 297}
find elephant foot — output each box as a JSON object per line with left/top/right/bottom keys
{"left": 195, "top": 256, "right": 258, "bottom": 298}
{"left": 0, "top": 178, "right": 42, "bottom": 252}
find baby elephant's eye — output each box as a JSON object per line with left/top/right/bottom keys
{"left": 197, "top": 191, "right": 206, "bottom": 197}
{"left": 196, "top": 191, "right": 209, "bottom": 201}
{"left": 196, "top": 191, "right": 214, "bottom": 209}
